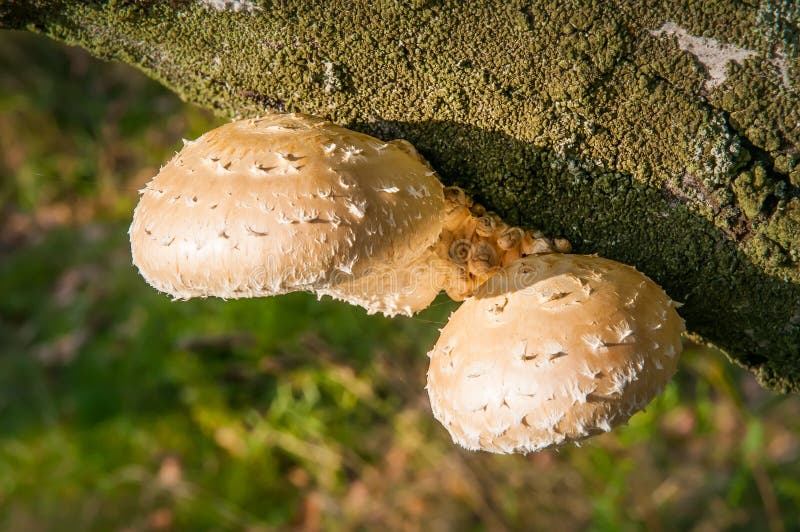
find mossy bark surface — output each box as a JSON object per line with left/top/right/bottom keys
{"left": 3, "top": 0, "right": 799, "bottom": 391}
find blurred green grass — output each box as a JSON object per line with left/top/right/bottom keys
{"left": 1, "top": 31, "right": 799, "bottom": 531}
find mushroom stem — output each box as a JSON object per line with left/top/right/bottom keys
{"left": 435, "top": 186, "right": 572, "bottom": 301}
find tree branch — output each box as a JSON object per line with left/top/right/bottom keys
{"left": 3, "top": 0, "right": 799, "bottom": 391}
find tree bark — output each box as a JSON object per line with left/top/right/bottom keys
{"left": 2, "top": 0, "right": 799, "bottom": 391}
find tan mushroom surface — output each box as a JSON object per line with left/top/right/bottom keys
{"left": 426, "top": 253, "right": 686, "bottom": 454}
{"left": 129, "top": 113, "right": 445, "bottom": 316}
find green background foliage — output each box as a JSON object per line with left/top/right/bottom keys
{"left": 1, "top": 31, "right": 799, "bottom": 530}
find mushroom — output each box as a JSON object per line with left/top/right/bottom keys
{"left": 130, "top": 112, "right": 569, "bottom": 315}
{"left": 426, "top": 253, "right": 685, "bottom": 454}
{"left": 130, "top": 112, "right": 685, "bottom": 454}
{"left": 130, "top": 113, "right": 448, "bottom": 316}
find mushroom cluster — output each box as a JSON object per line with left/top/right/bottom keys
{"left": 129, "top": 112, "right": 685, "bottom": 453}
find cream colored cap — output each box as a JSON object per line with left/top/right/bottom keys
{"left": 129, "top": 113, "right": 445, "bottom": 316}
{"left": 426, "top": 254, "right": 685, "bottom": 454}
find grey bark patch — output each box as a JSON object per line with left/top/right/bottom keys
{"left": 649, "top": 22, "right": 757, "bottom": 90}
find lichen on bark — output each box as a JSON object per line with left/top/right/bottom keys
{"left": 2, "top": 0, "right": 799, "bottom": 391}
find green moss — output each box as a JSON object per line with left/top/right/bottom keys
{"left": 733, "top": 166, "right": 771, "bottom": 220}
{"left": 2, "top": 0, "right": 799, "bottom": 390}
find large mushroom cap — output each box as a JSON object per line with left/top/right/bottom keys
{"left": 426, "top": 254, "right": 685, "bottom": 454}
{"left": 129, "top": 113, "right": 445, "bottom": 316}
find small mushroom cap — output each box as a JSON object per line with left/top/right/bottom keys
{"left": 129, "top": 113, "right": 444, "bottom": 315}
{"left": 426, "top": 254, "right": 685, "bottom": 454}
